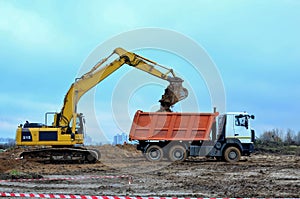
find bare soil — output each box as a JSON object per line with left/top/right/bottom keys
{"left": 0, "top": 145, "right": 299, "bottom": 198}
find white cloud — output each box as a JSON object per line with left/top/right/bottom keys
{"left": 2, "top": 94, "right": 56, "bottom": 108}
{"left": 0, "top": 1, "right": 68, "bottom": 50}
{"left": 0, "top": 94, "right": 60, "bottom": 138}
{"left": 0, "top": 94, "right": 59, "bottom": 121}
{"left": 0, "top": 120, "right": 16, "bottom": 138}
{"left": 73, "top": 0, "right": 139, "bottom": 36}
{"left": 101, "top": 1, "right": 139, "bottom": 28}
{"left": 0, "top": 120, "right": 16, "bottom": 130}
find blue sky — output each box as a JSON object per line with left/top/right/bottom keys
{"left": 0, "top": 0, "right": 299, "bottom": 142}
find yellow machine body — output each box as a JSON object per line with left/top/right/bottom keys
{"left": 16, "top": 127, "right": 84, "bottom": 146}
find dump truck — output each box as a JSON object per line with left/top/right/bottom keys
{"left": 129, "top": 110, "right": 255, "bottom": 163}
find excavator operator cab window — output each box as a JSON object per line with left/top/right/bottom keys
{"left": 69, "top": 117, "right": 84, "bottom": 134}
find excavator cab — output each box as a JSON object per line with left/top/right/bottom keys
{"left": 69, "top": 113, "right": 85, "bottom": 135}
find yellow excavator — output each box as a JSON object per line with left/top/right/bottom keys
{"left": 15, "top": 47, "right": 188, "bottom": 163}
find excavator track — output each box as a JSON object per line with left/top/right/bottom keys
{"left": 20, "top": 147, "right": 100, "bottom": 163}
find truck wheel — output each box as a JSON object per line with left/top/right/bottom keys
{"left": 168, "top": 145, "right": 187, "bottom": 162}
{"left": 145, "top": 145, "right": 163, "bottom": 161}
{"left": 224, "top": 146, "right": 241, "bottom": 163}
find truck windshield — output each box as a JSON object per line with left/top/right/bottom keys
{"left": 235, "top": 115, "right": 248, "bottom": 127}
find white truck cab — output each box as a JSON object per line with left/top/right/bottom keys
{"left": 225, "top": 112, "right": 255, "bottom": 144}
{"left": 209, "top": 112, "right": 256, "bottom": 161}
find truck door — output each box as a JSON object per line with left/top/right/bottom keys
{"left": 234, "top": 115, "right": 251, "bottom": 143}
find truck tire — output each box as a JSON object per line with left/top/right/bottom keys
{"left": 224, "top": 146, "right": 241, "bottom": 163}
{"left": 145, "top": 145, "right": 163, "bottom": 161}
{"left": 168, "top": 145, "right": 187, "bottom": 162}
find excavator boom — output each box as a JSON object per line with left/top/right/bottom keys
{"left": 58, "top": 47, "right": 188, "bottom": 131}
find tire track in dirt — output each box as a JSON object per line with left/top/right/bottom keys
{"left": 0, "top": 146, "right": 299, "bottom": 197}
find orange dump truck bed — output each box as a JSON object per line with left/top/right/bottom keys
{"left": 129, "top": 110, "right": 219, "bottom": 141}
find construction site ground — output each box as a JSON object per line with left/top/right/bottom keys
{"left": 0, "top": 145, "right": 299, "bottom": 198}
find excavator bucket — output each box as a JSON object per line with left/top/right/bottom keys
{"left": 159, "top": 77, "right": 188, "bottom": 112}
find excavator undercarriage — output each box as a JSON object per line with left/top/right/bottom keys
{"left": 20, "top": 147, "right": 100, "bottom": 163}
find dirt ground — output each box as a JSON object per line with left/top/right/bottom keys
{"left": 0, "top": 145, "right": 299, "bottom": 198}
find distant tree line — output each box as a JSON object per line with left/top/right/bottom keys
{"left": 258, "top": 128, "right": 300, "bottom": 145}
{"left": 256, "top": 128, "right": 300, "bottom": 155}
{"left": 0, "top": 138, "right": 15, "bottom": 149}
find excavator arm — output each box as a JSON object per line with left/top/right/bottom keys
{"left": 56, "top": 47, "right": 188, "bottom": 133}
